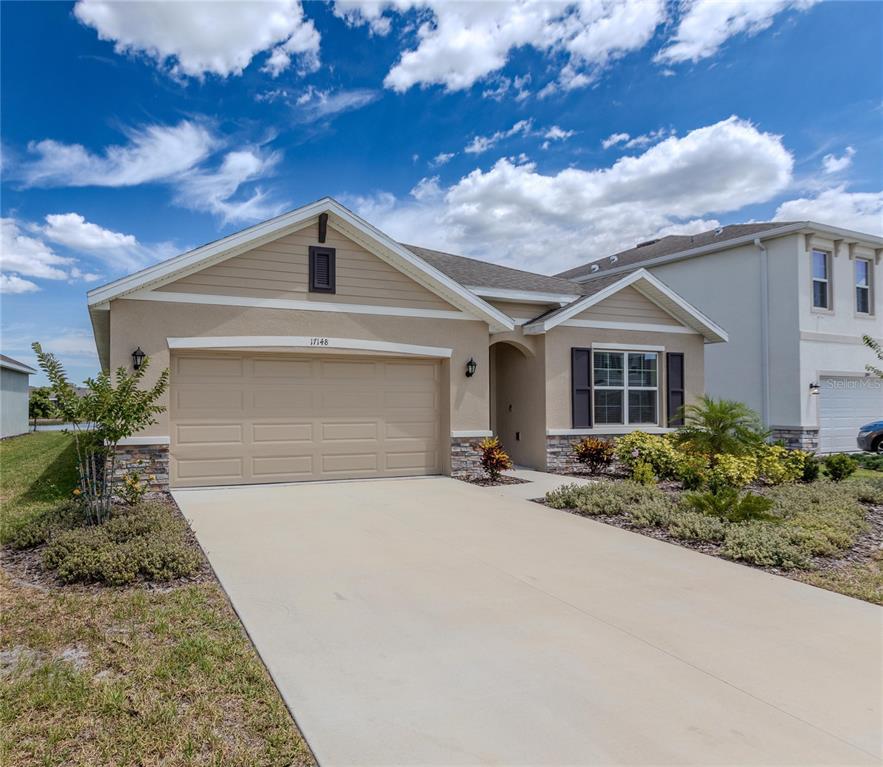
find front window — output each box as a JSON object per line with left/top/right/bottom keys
{"left": 812, "top": 250, "right": 831, "bottom": 309}
{"left": 856, "top": 259, "right": 872, "bottom": 314}
{"left": 593, "top": 351, "right": 658, "bottom": 425}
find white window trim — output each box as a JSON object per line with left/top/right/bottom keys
{"left": 592, "top": 349, "right": 661, "bottom": 428}
{"left": 549, "top": 427, "right": 674, "bottom": 436}
{"left": 811, "top": 249, "right": 833, "bottom": 312}
{"left": 855, "top": 257, "right": 874, "bottom": 316}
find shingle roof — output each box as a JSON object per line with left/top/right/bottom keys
{"left": 555, "top": 222, "right": 795, "bottom": 281}
{"left": 403, "top": 243, "right": 586, "bottom": 296}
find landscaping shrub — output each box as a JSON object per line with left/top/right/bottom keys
{"left": 756, "top": 444, "right": 806, "bottom": 485}
{"left": 118, "top": 471, "right": 153, "bottom": 506}
{"left": 545, "top": 481, "right": 674, "bottom": 525}
{"left": 847, "top": 478, "right": 883, "bottom": 506}
{"left": 682, "top": 487, "right": 776, "bottom": 523}
{"left": 667, "top": 510, "right": 727, "bottom": 543}
{"left": 614, "top": 432, "right": 679, "bottom": 479}
{"left": 707, "top": 453, "right": 758, "bottom": 490}
{"left": 477, "top": 437, "right": 513, "bottom": 481}
{"left": 4, "top": 504, "right": 82, "bottom": 550}
{"left": 572, "top": 437, "right": 615, "bottom": 474}
{"left": 674, "top": 452, "right": 708, "bottom": 490}
{"left": 854, "top": 452, "right": 883, "bottom": 473}
{"left": 673, "top": 396, "right": 767, "bottom": 459}
{"left": 822, "top": 453, "right": 857, "bottom": 482}
{"left": 630, "top": 460, "right": 656, "bottom": 486}
{"left": 42, "top": 502, "right": 201, "bottom": 586}
{"left": 722, "top": 522, "right": 810, "bottom": 569}
{"left": 800, "top": 453, "right": 821, "bottom": 483}
{"left": 768, "top": 483, "right": 868, "bottom": 557}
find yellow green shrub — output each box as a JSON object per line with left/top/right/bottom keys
{"left": 614, "top": 432, "right": 679, "bottom": 479}
{"left": 708, "top": 453, "right": 757, "bottom": 489}
{"left": 756, "top": 444, "right": 805, "bottom": 485}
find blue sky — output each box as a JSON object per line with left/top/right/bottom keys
{"left": 2, "top": 0, "right": 881, "bottom": 385}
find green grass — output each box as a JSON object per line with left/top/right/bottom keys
{"left": 853, "top": 467, "right": 883, "bottom": 481}
{"left": 0, "top": 432, "right": 314, "bottom": 766}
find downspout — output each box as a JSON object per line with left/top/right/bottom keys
{"left": 754, "top": 238, "right": 770, "bottom": 426}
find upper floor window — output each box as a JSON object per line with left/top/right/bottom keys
{"left": 855, "top": 258, "right": 873, "bottom": 315}
{"left": 811, "top": 249, "right": 831, "bottom": 310}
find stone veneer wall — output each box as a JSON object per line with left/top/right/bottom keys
{"left": 113, "top": 443, "right": 170, "bottom": 492}
{"left": 769, "top": 427, "right": 820, "bottom": 452}
{"left": 546, "top": 434, "right": 623, "bottom": 473}
{"left": 450, "top": 437, "right": 485, "bottom": 477}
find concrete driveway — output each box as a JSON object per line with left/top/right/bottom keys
{"left": 175, "top": 477, "right": 882, "bottom": 766}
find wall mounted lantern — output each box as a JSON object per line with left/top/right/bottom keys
{"left": 131, "top": 347, "right": 146, "bottom": 371}
{"left": 465, "top": 357, "right": 477, "bottom": 378}
{"left": 808, "top": 382, "right": 820, "bottom": 395}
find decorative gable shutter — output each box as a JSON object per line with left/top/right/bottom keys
{"left": 309, "top": 246, "right": 336, "bottom": 293}
{"left": 666, "top": 352, "right": 685, "bottom": 427}
{"left": 572, "top": 348, "right": 592, "bottom": 428}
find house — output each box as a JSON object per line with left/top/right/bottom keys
{"left": 559, "top": 222, "right": 883, "bottom": 453}
{"left": 1, "top": 355, "right": 36, "bottom": 438}
{"left": 87, "top": 198, "right": 726, "bottom": 489}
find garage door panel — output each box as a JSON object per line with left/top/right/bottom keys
{"left": 170, "top": 352, "right": 441, "bottom": 486}
{"left": 820, "top": 376, "right": 883, "bottom": 453}
{"left": 176, "top": 423, "right": 243, "bottom": 445}
{"left": 252, "top": 423, "right": 314, "bottom": 443}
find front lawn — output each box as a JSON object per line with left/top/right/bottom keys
{"left": 0, "top": 432, "right": 315, "bottom": 766}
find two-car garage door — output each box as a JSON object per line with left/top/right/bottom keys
{"left": 170, "top": 352, "right": 441, "bottom": 487}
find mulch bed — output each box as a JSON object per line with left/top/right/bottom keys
{"left": 538, "top": 485, "right": 883, "bottom": 582}
{"left": 458, "top": 474, "right": 530, "bottom": 487}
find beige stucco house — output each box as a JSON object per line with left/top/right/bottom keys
{"left": 87, "top": 198, "right": 727, "bottom": 489}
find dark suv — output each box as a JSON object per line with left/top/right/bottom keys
{"left": 857, "top": 420, "right": 883, "bottom": 453}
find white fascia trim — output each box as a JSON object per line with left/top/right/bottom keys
{"left": 0, "top": 359, "right": 36, "bottom": 374}
{"left": 167, "top": 336, "right": 454, "bottom": 359}
{"left": 126, "top": 289, "right": 473, "bottom": 321}
{"left": 466, "top": 286, "right": 579, "bottom": 305}
{"left": 629, "top": 275, "right": 728, "bottom": 343}
{"left": 561, "top": 319, "right": 698, "bottom": 334}
{"left": 548, "top": 427, "right": 674, "bottom": 436}
{"left": 451, "top": 430, "right": 493, "bottom": 438}
{"left": 118, "top": 436, "right": 170, "bottom": 446}
{"left": 87, "top": 197, "right": 514, "bottom": 333}
{"left": 569, "top": 222, "right": 883, "bottom": 285}
{"left": 592, "top": 342, "right": 665, "bottom": 351}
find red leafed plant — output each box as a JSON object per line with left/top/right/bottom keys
{"left": 573, "top": 437, "right": 615, "bottom": 474}
{"left": 478, "top": 437, "right": 513, "bottom": 481}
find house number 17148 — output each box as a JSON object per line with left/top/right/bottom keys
{"left": 309, "top": 337, "right": 330, "bottom": 346}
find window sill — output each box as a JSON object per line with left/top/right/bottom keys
{"left": 549, "top": 426, "right": 674, "bottom": 436}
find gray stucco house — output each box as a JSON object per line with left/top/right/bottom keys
{"left": 1, "top": 355, "right": 36, "bottom": 438}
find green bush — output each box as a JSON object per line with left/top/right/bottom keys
{"left": 846, "top": 478, "right": 883, "bottom": 506}
{"left": 854, "top": 452, "right": 883, "bottom": 472}
{"left": 707, "top": 453, "right": 758, "bottom": 490}
{"left": 667, "top": 510, "right": 727, "bottom": 543}
{"left": 674, "top": 453, "right": 708, "bottom": 490}
{"left": 614, "top": 432, "right": 680, "bottom": 479}
{"left": 682, "top": 487, "right": 776, "bottom": 523}
{"left": 822, "top": 453, "right": 857, "bottom": 482}
{"left": 4, "top": 504, "right": 82, "bottom": 550}
{"left": 756, "top": 444, "right": 806, "bottom": 485}
{"left": 572, "top": 437, "right": 615, "bottom": 473}
{"left": 42, "top": 502, "right": 201, "bottom": 586}
{"left": 630, "top": 460, "right": 656, "bottom": 486}
{"left": 722, "top": 522, "right": 810, "bottom": 569}
{"left": 545, "top": 481, "right": 673, "bottom": 525}
{"left": 800, "top": 453, "right": 821, "bottom": 483}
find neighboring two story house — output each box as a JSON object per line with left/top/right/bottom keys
{"left": 559, "top": 222, "right": 883, "bottom": 453}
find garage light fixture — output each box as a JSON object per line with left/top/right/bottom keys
{"left": 131, "top": 347, "right": 146, "bottom": 371}
{"left": 465, "top": 357, "right": 477, "bottom": 378}
{"left": 809, "top": 382, "right": 820, "bottom": 395}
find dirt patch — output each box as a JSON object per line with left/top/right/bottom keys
{"left": 458, "top": 474, "right": 531, "bottom": 487}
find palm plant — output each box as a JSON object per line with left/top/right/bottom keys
{"left": 673, "top": 396, "right": 767, "bottom": 463}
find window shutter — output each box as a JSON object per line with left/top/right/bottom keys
{"left": 309, "top": 246, "right": 336, "bottom": 293}
{"left": 572, "top": 348, "right": 592, "bottom": 428}
{"left": 666, "top": 352, "right": 685, "bottom": 427}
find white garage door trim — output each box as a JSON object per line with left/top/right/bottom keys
{"left": 819, "top": 375, "right": 883, "bottom": 454}
{"left": 168, "top": 335, "right": 452, "bottom": 358}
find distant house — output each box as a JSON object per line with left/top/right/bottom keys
{"left": 1, "top": 355, "right": 36, "bottom": 438}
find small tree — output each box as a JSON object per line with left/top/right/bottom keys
{"left": 28, "top": 386, "right": 55, "bottom": 431}
{"left": 863, "top": 335, "right": 882, "bottom": 378}
{"left": 673, "top": 396, "right": 767, "bottom": 463}
{"left": 32, "top": 342, "right": 169, "bottom": 524}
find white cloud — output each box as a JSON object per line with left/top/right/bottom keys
{"left": 293, "top": 87, "right": 380, "bottom": 122}
{"left": 431, "top": 152, "right": 455, "bottom": 167}
{"left": 333, "top": 0, "right": 394, "bottom": 35}
{"left": 19, "top": 121, "right": 216, "bottom": 188}
{"left": 822, "top": 146, "right": 855, "bottom": 174}
{"left": 774, "top": 186, "right": 883, "bottom": 235}
{"left": 41, "top": 213, "right": 153, "bottom": 271}
{"left": 172, "top": 149, "right": 287, "bottom": 224}
{"left": 544, "top": 126, "right": 576, "bottom": 142}
{"left": 345, "top": 0, "right": 665, "bottom": 94}
{"left": 0, "top": 274, "right": 39, "bottom": 294}
{"left": 74, "top": 0, "right": 320, "bottom": 79}
{"left": 654, "top": 218, "right": 722, "bottom": 237}
{"left": 623, "top": 127, "right": 675, "bottom": 149}
{"left": 347, "top": 116, "right": 794, "bottom": 273}
{"left": 0, "top": 218, "right": 72, "bottom": 281}
{"left": 602, "top": 132, "right": 630, "bottom": 149}
{"left": 657, "top": 0, "right": 818, "bottom": 64}
{"left": 465, "top": 120, "right": 532, "bottom": 154}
